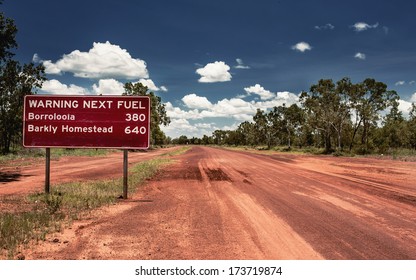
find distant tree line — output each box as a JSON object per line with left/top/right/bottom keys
{"left": 172, "top": 78, "right": 416, "bottom": 154}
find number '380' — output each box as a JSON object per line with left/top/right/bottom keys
{"left": 125, "top": 113, "right": 146, "bottom": 122}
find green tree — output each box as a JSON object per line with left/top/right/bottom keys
{"left": 300, "top": 79, "right": 348, "bottom": 153}
{"left": 212, "top": 129, "right": 228, "bottom": 145}
{"left": 333, "top": 78, "right": 354, "bottom": 151}
{"left": 123, "top": 82, "right": 170, "bottom": 146}
{"left": 236, "top": 121, "right": 256, "bottom": 146}
{"left": 0, "top": 14, "right": 16, "bottom": 60}
{"left": 224, "top": 130, "right": 242, "bottom": 146}
{"left": 406, "top": 103, "right": 416, "bottom": 149}
{"left": 177, "top": 135, "right": 189, "bottom": 145}
{"left": 201, "top": 134, "right": 213, "bottom": 145}
{"left": 382, "top": 100, "right": 406, "bottom": 149}
{"left": 253, "top": 109, "right": 273, "bottom": 148}
{"left": 349, "top": 78, "right": 398, "bottom": 152}
{"left": 283, "top": 104, "right": 305, "bottom": 148}
{"left": 267, "top": 106, "right": 284, "bottom": 147}
{"left": 268, "top": 104, "right": 305, "bottom": 149}
{"left": 0, "top": 5, "right": 46, "bottom": 153}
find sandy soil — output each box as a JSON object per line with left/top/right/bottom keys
{"left": 2, "top": 146, "right": 416, "bottom": 259}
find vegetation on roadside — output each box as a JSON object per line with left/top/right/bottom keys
{"left": 0, "top": 156, "right": 174, "bottom": 259}
{"left": 161, "top": 146, "right": 191, "bottom": 157}
{"left": 49, "top": 148, "right": 115, "bottom": 157}
{"left": 0, "top": 148, "right": 118, "bottom": 166}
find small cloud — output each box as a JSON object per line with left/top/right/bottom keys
{"left": 40, "top": 79, "right": 90, "bottom": 95}
{"left": 182, "top": 93, "right": 213, "bottom": 109}
{"left": 354, "top": 52, "right": 366, "bottom": 60}
{"left": 138, "top": 78, "right": 167, "bottom": 92}
{"left": 409, "top": 81, "right": 415, "bottom": 85}
{"left": 395, "top": 81, "right": 406, "bottom": 86}
{"left": 42, "top": 60, "right": 62, "bottom": 75}
{"left": 291, "top": 42, "right": 312, "bottom": 53}
{"left": 92, "top": 79, "right": 125, "bottom": 95}
{"left": 196, "top": 61, "right": 232, "bottom": 83}
{"left": 234, "top": 58, "right": 250, "bottom": 69}
{"left": 314, "top": 23, "right": 334, "bottom": 30}
{"left": 352, "top": 22, "right": 379, "bottom": 32}
{"left": 244, "top": 84, "right": 275, "bottom": 100}
{"left": 32, "top": 53, "right": 41, "bottom": 63}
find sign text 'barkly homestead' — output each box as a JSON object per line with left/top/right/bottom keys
{"left": 23, "top": 95, "right": 150, "bottom": 149}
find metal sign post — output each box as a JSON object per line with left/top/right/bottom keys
{"left": 123, "top": 150, "right": 128, "bottom": 199}
{"left": 45, "top": 148, "right": 50, "bottom": 194}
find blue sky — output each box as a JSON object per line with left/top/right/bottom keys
{"left": 3, "top": 0, "right": 416, "bottom": 138}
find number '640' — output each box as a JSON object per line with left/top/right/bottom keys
{"left": 125, "top": 126, "right": 147, "bottom": 135}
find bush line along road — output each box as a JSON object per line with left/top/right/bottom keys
{"left": 1, "top": 146, "right": 416, "bottom": 259}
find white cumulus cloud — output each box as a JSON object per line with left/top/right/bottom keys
{"left": 244, "top": 84, "right": 275, "bottom": 100}
{"left": 352, "top": 22, "right": 379, "bottom": 32}
{"left": 42, "top": 41, "right": 149, "bottom": 80}
{"left": 354, "top": 52, "right": 366, "bottom": 60}
{"left": 138, "top": 78, "right": 168, "bottom": 92}
{"left": 314, "top": 23, "right": 334, "bottom": 30}
{"left": 196, "top": 61, "right": 232, "bottom": 83}
{"left": 234, "top": 58, "right": 250, "bottom": 69}
{"left": 291, "top": 42, "right": 312, "bottom": 53}
{"left": 162, "top": 119, "right": 199, "bottom": 136}
{"left": 166, "top": 85, "right": 299, "bottom": 122}
{"left": 255, "top": 91, "right": 299, "bottom": 110}
{"left": 398, "top": 99, "right": 412, "bottom": 115}
{"left": 92, "top": 79, "right": 125, "bottom": 95}
{"left": 39, "top": 79, "right": 89, "bottom": 95}
{"left": 411, "top": 92, "right": 416, "bottom": 103}
{"left": 165, "top": 102, "right": 202, "bottom": 120}
{"left": 182, "top": 93, "right": 213, "bottom": 109}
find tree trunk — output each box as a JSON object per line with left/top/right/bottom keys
{"left": 2, "top": 134, "right": 11, "bottom": 154}
{"left": 349, "top": 119, "right": 362, "bottom": 151}
{"left": 337, "top": 123, "right": 342, "bottom": 151}
{"left": 325, "top": 128, "right": 332, "bottom": 153}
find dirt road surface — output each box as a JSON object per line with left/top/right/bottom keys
{"left": 3, "top": 146, "right": 416, "bottom": 259}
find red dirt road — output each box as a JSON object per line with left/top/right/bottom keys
{"left": 5, "top": 146, "right": 416, "bottom": 259}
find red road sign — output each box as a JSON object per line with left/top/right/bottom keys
{"left": 23, "top": 95, "right": 150, "bottom": 149}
